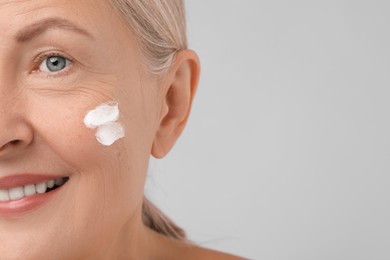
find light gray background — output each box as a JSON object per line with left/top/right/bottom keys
{"left": 145, "top": 1, "right": 390, "bottom": 259}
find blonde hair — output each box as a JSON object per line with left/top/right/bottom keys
{"left": 109, "top": 0, "right": 188, "bottom": 241}
{"left": 110, "top": 0, "right": 187, "bottom": 75}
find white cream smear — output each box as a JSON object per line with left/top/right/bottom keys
{"left": 84, "top": 102, "right": 125, "bottom": 146}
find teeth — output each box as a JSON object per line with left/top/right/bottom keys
{"left": 55, "top": 178, "right": 65, "bottom": 186}
{"left": 9, "top": 187, "right": 25, "bottom": 200}
{"left": 24, "top": 184, "right": 36, "bottom": 196}
{"left": 35, "top": 182, "right": 47, "bottom": 194}
{"left": 0, "top": 177, "right": 67, "bottom": 202}
{"left": 0, "top": 189, "right": 9, "bottom": 202}
{"left": 47, "top": 180, "right": 55, "bottom": 188}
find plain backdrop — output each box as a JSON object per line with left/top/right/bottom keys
{"left": 145, "top": 1, "right": 390, "bottom": 259}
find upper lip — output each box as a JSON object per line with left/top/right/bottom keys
{"left": 0, "top": 174, "right": 66, "bottom": 189}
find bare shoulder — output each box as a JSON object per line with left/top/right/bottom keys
{"left": 194, "top": 246, "right": 247, "bottom": 260}
{"left": 150, "top": 229, "right": 248, "bottom": 260}
{"left": 178, "top": 244, "right": 247, "bottom": 260}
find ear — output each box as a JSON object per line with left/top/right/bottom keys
{"left": 151, "top": 50, "right": 200, "bottom": 158}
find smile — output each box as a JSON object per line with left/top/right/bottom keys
{"left": 0, "top": 177, "right": 69, "bottom": 202}
{"left": 0, "top": 174, "right": 70, "bottom": 215}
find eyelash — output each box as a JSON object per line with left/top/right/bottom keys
{"left": 32, "top": 51, "right": 73, "bottom": 78}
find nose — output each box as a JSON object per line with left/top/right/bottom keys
{"left": 0, "top": 63, "right": 34, "bottom": 159}
{"left": 0, "top": 115, "right": 33, "bottom": 159}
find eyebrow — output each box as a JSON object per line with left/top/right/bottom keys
{"left": 15, "top": 17, "right": 94, "bottom": 42}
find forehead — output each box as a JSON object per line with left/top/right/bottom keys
{"left": 0, "top": 0, "right": 105, "bottom": 19}
{"left": 3, "top": 0, "right": 117, "bottom": 12}
{"left": 0, "top": 0, "right": 131, "bottom": 41}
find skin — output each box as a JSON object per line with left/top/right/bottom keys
{"left": 0, "top": 0, "right": 245, "bottom": 259}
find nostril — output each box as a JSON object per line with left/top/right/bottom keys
{"left": 0, "top": 139, "right": 29, "bottom": 157}
{"left": 0, "top": 140, "right": 16, "bottom": 154}
{"left": 0, "top": 123, "right": 34, "bottom": 156}
{"left": 10, "top": 140, "right": 21, "bottom": 145}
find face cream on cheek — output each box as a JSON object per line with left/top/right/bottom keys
{"left": 84, "top": 102, "right": 125, "bottom": 146}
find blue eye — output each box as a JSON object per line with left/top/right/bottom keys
{"left": 39, "top": 56, "right": 70, "bottom": 73}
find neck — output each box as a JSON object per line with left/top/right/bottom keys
{"left": 83, "top": 203, "right": 190, "bottom": 260}
{"left": 82, "top": 202, "right": 177, "bottom": 260}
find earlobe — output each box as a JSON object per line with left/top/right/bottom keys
{"left": 151, "top": 50, "right": 200, "bottom": 158}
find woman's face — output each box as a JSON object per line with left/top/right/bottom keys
{"left": 0, "top": 0, "right": 162, "bottom": 258}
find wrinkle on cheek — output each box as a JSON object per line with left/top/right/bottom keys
{"left": 74, "top": 74, "right": 121, "bottom": 98}
{"left": 28, "top": 79, "right": 116, "bottom": 103}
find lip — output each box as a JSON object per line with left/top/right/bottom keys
{"left": 0, "top": 174, "right": 69, "bottom": 216}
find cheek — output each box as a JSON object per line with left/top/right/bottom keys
{"left": 29, "top": 99, "right": 120, "bottom": 171}
{"left": 29, "top": 98, "right": 148, "bottom": 194}
{"left": 30, "top": 99, "right": 143, "bottom": 218}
